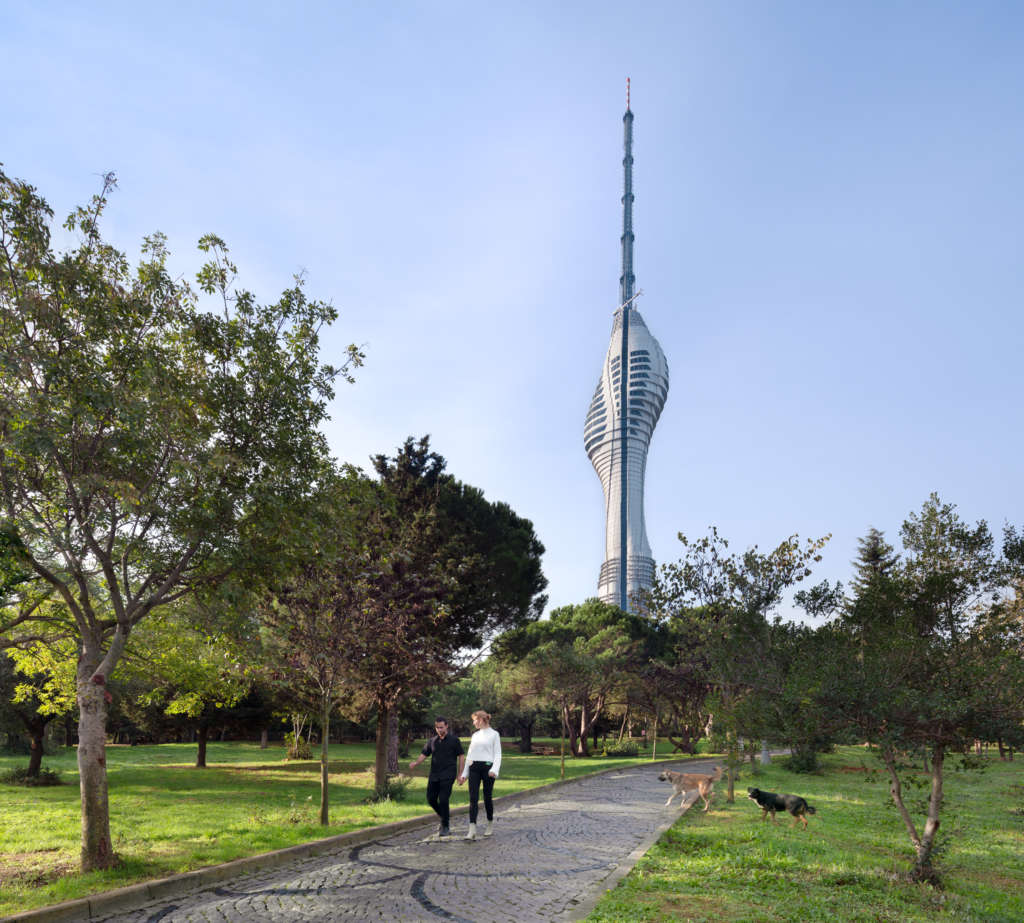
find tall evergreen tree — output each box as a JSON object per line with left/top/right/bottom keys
{"left": 850, "top": 527, "right": 900, "bottom": 593}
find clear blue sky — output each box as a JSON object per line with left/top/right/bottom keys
{"left": 5, "top": 1, "right": 1022, "bottom": 616}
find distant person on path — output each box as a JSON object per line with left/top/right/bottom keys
{"left": 409, "top": 716, "right": 464, "bottom": 840}
{"left": 457, "top": 710, "right": 501, "bottom": 840}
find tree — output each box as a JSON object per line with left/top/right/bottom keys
{"left": 636, "top": 616, "right": 709, "bottom": 755}
{"left": 333, "top": 437, "right": 546, "bottom": 796}
{"left": 850, "top": 527, "right": 900, "bottom": 594}
{"left": 648, "top": 528, "right": 830, "bottom": 798}
{"left": 823, "top": 496, "right": 1024, "bottom": 882}
{"left": 0, "top": 648, "right": 74, "bottom": 774}
{"left": 257, "top": 467, "right": 377, "bottom": 822}
{"left": 494, "top": 599, "right": 647, "bottom": 758}
{"left": 473, "top": 656, "right": 549, "bottom": 753}
{"left": 125, "top": 606, "right": 252, "bottom": 767}
{"left": 0, "top": 169, "right": 356, "bottom": 869}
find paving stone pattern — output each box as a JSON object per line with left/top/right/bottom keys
{"left": 97, "top": 760, "right": 713, "bottom": 923}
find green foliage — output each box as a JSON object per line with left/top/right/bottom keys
{"left": 283, "top": 731, "right": 312, "bottom": 760}
{"left": 8, "top": 637, "right": 77, "bottom": 716}
{"left": 601, "top": 741, "right": 639, "bottom": 757}
{"left": 0, "top": 164, "right": 352, "bottom": 661}
{"left": 0, "top": 765, "right": 62, "bottom": 786}
{"left": 420, "top": 676, "right": 483, "bottom": 734}
{"left": 782, "top": 749, "right": 820, "bottom": 773}
{"left": 258, "top": 436, "right": 547, "bottom": 797}
{"left": 364, "top": 773, "right": 412, "bottom": 803}
{"left": 124, "top": 606, "right": 252, "bottom": 722}
{"left": 649, "top": 528, "right": 834, "bottom": 788}
{"left": 493, "top": 599, "right": 650, "bottom": 756}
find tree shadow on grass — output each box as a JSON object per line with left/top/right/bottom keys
{"left": 225, "top": 760, "right": 374, "bottom": 774}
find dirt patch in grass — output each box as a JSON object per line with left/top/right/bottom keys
{"left": 653, "top": 892, "right": 755, "bottom": 922}
{"left": 960, "top": 869, "right": 1024, "bottom": 892}
{"left": 0, "top": 850, "right": 76, "bottom": 889}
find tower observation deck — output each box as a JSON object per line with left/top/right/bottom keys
{"left": 583, "top": 84, "right": 669, "bottom": 612}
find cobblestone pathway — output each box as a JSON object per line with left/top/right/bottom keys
{"left": 96, "top": 759, "right": 714, "bottom": 923}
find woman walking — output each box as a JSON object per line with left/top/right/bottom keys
{"left": 457, "top": 710, "right": 501, "bottom": 840}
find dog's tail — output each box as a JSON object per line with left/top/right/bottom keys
{"left": 806, "top": 805, "right": 817, "bottom": 815}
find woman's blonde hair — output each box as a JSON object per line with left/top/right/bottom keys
{"left": 471, "top": 710, "right": 491, "bottom": 724}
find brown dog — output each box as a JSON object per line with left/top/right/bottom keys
{"left": 657, "top": 765, "right": 723, "bottom": 811}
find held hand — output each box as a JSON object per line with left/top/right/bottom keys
{"left": 489, "top": 772, "right": 497, "bottom": 779}
{"left": 457, "top": 776, "right": 466, "bottom": 785}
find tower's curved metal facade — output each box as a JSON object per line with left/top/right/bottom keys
{"left": 584, "top": 92, "right": 669, "bottom": 612}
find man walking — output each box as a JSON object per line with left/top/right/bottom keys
{"left": 409, "top": 716, "right": 464, "bottom": 839}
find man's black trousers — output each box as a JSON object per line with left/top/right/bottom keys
{"left": 426, "top": 777, "right": 455, "bottom": 828}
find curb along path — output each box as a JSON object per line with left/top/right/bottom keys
{"left": 21, "top": 758, "right": 719, "bottom": 923}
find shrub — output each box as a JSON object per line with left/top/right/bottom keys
{"left": 602, "top": 742, "right": 639, "bottom": 757}
{"left": 0, "top": 766, "right": 63, "bottom": 786}
{"left": 784, "top": 748, "right": 821, "bottom": 773}
{"left": 283, "top": 731, "right": 312, "bottom": 760}
{"left": 365, "top": 773, "right": 412, "bottom": 803}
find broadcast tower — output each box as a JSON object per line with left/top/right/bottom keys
{"left": 583, "top": 81, "right": 670, "bottom": 612}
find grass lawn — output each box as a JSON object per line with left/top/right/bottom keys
{"left": 0, "top": 737, "right": 668, "bottom": 915}
{"left": 587, "top": 746, "right": 1024, "bottom": 923}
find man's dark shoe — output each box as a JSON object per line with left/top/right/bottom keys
{"left": 439, "top": 826, "right": 451, "bottom": 837}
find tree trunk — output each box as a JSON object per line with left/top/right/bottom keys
{"left": 77, "top": 673, "right": 116, "bottom": 871}
{"left": 319, "top": 694, "right": 330, "bottom": 825}
{"left": 563, "top": 704, "right": 580, "bottom": 757}
{"left": 386, "top": 709, "right": 399, "bottom": 775}
{"left": 617, "top": 707, "right": 629, "bottom": 743}
{"left": 668, "top": 725, "right": 698, "bottom": 754}
{"left": 726, "top": 735, "right": 738, "bottom": 803}
{"left": 559, "top": 711, "right": 566, "bottom": 779}
{"left": 195, "top": 724, "right": 209, "bottom": 768}
{"left": 374, "top": 701, "right": 389, "bottom": 797}
{"left": 517, "top": 717, "right": 533, "bottom": 754}
{"left": 25, "top": 716, "right": 47, "bottom": 777}
{"left": 912, "top": 745, "right": 944, "bottom": 883}
{"left": 260, "top": 728, "right": 268, "bottom": 749}
{"left": 578, "top": 703, "right": 590, "bottom": 757}
{"left": 880, "top": 743, "right": 941, "bottom": 882}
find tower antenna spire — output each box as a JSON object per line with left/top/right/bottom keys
{"left": 619, "top": 80, "right": 635, "bottom": 310}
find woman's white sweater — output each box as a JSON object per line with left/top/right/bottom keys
{"left": 459, "top": 727, "right": 501, "bottom": 779}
